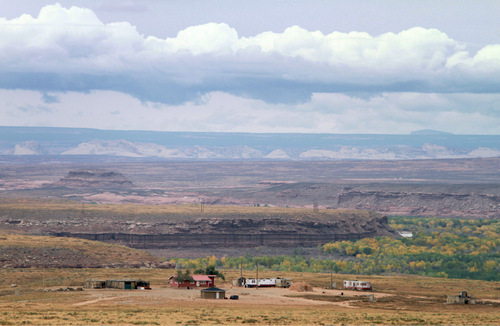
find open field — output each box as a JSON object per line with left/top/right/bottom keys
{"left": 0, "top": 268, "right": 499, "bottom": 325}
{"left": 0, "top": 198, "right": 378, "bottom": 222}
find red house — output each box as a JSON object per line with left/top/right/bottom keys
{"left": 168, "top": 275, "right": 215, "bottom": 288}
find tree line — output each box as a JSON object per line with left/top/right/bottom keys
{"left": 170, "top": 216, "right": 499, "bottom": 281}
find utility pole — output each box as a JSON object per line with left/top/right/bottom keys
{"left": 330, "top": 262, "right": 333, "bottom": 288}
{"left": 256, "top": 258, "right": 259, "bottom": 289}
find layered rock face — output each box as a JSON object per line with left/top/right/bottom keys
{"left": 0, "top": 199, "right": 398, "bottom": 250}
{"left": 251, "top": 183, "right": 500, "bottom": 219}
{"left": 47, "top": 214, "right": 397, "bottom": 249}
{"left": 334, "top": 190, "right": 500, "bottom": 219}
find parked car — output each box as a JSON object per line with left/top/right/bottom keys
{"left": 229, "top": 295, "right": 239, "bottom": 300}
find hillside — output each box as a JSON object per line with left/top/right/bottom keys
{"left": 0, "top": 233, "right": 174, "bottom": 269}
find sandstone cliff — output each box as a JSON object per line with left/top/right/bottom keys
{"left": 0, "top": 200, "right": 397, "bottom": 250}
{"left": 333, "top": 190, "right": 500, "bottom": 219}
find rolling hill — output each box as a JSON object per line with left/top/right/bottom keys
{"left": 0, "top": 233, "right": 174, "bottom": 269}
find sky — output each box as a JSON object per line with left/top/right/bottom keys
{"left": 1, "top": 0, "right": 499, "bottom": 134}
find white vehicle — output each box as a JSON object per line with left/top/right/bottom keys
{"left": 343, "top": 280, "right": 372, "bottom": 291}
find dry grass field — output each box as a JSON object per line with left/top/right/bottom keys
{"left": 0, "top": 198, "right": 374, "bottom": 221}
{"left": 0, "top": 267, "right": 499, "bottom": 325}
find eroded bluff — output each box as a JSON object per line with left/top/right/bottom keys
{"left": 51, "top": 169, "right": 134, "bottom": 188}
{"left": 47, "top": 213, "right": 397, "bottom": 249}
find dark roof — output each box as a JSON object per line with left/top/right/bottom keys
{"left": 200, "top": 287, "right": 225, "bottom": 292}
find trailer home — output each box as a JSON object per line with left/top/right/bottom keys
{"left": 244, "top": 278, "right": 276, "bottom": 288}
{"left": 343, "top": 280, "right": 372, "bottom": 291}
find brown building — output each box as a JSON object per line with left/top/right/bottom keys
{"left": 200, "top": 287, "right": 226, "bottom": 299}
{"left": 84, "top": 279, "right": 150, "bottom": 290}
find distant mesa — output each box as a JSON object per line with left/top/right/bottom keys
{"left": 61, "top": 139, "right": 188, "bottom": 158}
{"left": 3, "top": 127, "right": 500, "bottom": 161}
{"left": 410, "top": 129, "right": 454, "bottom": 135}
{"left": 265, "top": 149, "right": 291, "bottom": 159}
{"left": 13, "top": 141, "right": 49, "bottom": 155}
{"left": 54, "top": 169, "right": 134, "bottom": 189}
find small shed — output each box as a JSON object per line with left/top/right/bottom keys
{"left": 447, "top": 291, "right": 476, "bottom": 304}
{"left": 200, "top": 287, "right": 226, "bottom": 299}
{"left": 233, "top": 277, "right": 246, "bottom": 286}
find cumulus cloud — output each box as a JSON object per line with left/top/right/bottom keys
{"left": 1, "top": 4, "right": 499, "bottom": 105}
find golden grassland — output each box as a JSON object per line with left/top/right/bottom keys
{"left": 0, "top": 267, "right": 499, "bottom": 325}
{"left": 0, "top": 198, "right": 375, "bottom": 219}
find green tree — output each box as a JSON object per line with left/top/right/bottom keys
{"left": 194, "top": 265, "right": 225, "bottom": 280}
{"left": 174, "top": 269, "right": 194, "bottom": 283}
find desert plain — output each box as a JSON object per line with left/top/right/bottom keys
{"left": 1, "top": 157, "right": 499, "bottom": 325}
{"left": 1, "top": 267, "right": 499, "bottom": 325}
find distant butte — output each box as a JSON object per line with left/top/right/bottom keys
{"left": 54, "top": 169, "right": 134, "bottom": 189}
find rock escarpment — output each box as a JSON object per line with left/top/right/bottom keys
{"left": 53, "top": 169, "right": 134, "bottom": 188}
{"left": 333, "top": 190, "right": 500, "bottom": 219}
{"left": 0, "top": 200, "right": 398, "bottom": 250}
{"left": 47, "top": 214, "right": 396, "bottom": 249}
{"left": 252, "top": 183, "right": 500, "bottom": 219}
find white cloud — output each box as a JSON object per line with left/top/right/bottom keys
{"left": 236, "top": 26, "right": 461, "bottom": 74}
{"left": 165, "top": 23, "right": 239, "bottom": 55}
{"left": 1, "top": 89, "right": 500, "bottom": 134}
{"left": 0, "top": 3, "right": 499, "bottom": 105}
{"left": 0, "top": 3, "right": 499, "bottom": 134}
